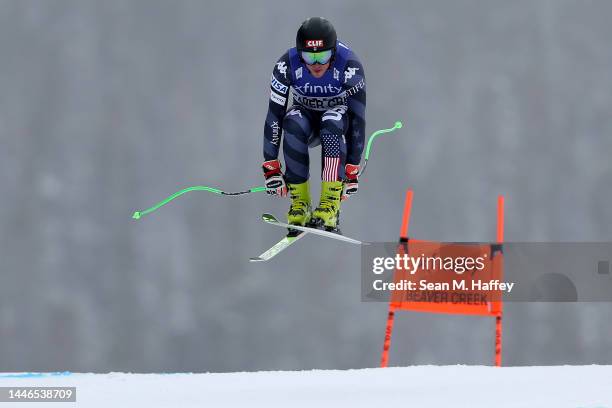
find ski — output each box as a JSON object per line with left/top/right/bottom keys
{"left": 249, "top": 231, "right": 306, "bottom": 262}
{"left": 260, "top": 213, "right": 363, "bottom": 245}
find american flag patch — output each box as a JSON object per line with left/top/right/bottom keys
{"left": 323, "top": 157, "right": 340, "bottom": 181}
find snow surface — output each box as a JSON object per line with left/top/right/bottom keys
{"left": 0, "top": 365, "right": 610, "bottom": 407}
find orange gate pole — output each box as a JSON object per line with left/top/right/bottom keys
{"left": 494, "top": 195, "right": 504, "bottom": 367}
{"left": 381, "top": 190, "right": 413, "bottom": 367}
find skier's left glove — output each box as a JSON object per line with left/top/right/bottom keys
{"left": 262, "top": 159, "right": 288, "bottom": 197}
{"left": 342, "top": 164, "right": 360, "bottom": 201}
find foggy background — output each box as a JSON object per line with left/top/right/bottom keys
{"left": 1, "top": 0, "right": 611, "bottom": 372}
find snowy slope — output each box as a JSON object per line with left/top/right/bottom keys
{"left": 0, "top": 365, "right": 610, "bottom": 408}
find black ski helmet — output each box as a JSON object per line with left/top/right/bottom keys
{"left": 296, "top": 17, "right": 337, "bottom": 52}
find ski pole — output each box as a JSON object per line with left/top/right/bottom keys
{"left": 132, "top": 186, "right": 266, "bottom": 219}
{"left": 359, "top": 121, "right": 402, "bottom": 177}
{"left": 132, "top": 121, "right": 403, "bottom": 220}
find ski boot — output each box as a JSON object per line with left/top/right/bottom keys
{"left": 287, "top": 181, "right": 312, "bottom": 236}
{"left": 311, "top": 180, "right": 343, "bottom": 232}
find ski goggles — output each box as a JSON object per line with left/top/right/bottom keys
{"left": 300, "top": 49, "right": 333, "bottom": 65}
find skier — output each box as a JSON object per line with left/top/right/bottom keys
{"left": 261, "top": 17, "right": 366, "bottom": 232}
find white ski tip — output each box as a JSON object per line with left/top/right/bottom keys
{"left": 249, "top": 257, "right": 265, "bottom": 262}
{"left": 262, "top": 213, "right": 279, "bottom": 223}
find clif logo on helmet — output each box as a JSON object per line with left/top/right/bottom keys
{"left": 305, "top": 40, "right": 324, "bottom": 48}
{"left": 296, "top": 17, "right": 337, "bottom": 52}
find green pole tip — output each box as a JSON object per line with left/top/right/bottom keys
{"left": 394, "top": 121, "right": 403, "bottom": 129}
{"left": 132, "top": 211, "right": 141, "bottom": 220}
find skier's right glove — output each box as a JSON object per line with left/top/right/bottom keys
{"left": 342, "top": 163, "right": 360, "bottom": 201}
{"left": 262, "top": 159, "right": 288, "bottom": 197}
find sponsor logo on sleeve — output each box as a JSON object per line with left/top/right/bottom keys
{"left": 345, "top": 78, "right": 365, "bottom": 97}
{"left": 344, "top": 67, "right": 360, "bottom": 84}
{"left": 276, "top": 61, "right": 287, "bottom": 79}
{"left": 270, "top": 74, "right": 289, "bottom": 94}
{"left": 270, "top": 90, "right": 287, "bottom": 106}
{"left": 271, "top": 121, "right": 280, "bottom": 145}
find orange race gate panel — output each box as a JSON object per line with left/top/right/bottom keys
{"left": 380, "top": 190, "right": 505, "bottom": 367}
